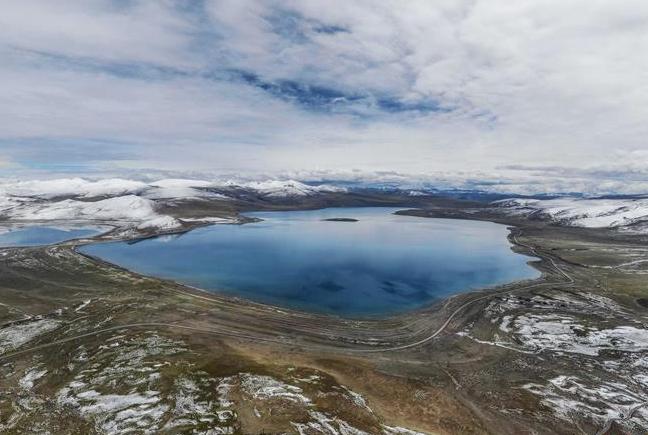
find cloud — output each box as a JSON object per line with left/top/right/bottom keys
{"left": 0, "top": 156, "right": 14, "bottom": 169}
{"left": 0, "top": 1, "right": 198, "bottom": 67}
{"left": 0, "top": 1, "right": 647, "bottom": 193}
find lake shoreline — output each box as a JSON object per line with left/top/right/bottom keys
{"left": 77, "top": 207, "right": 540, "bottom": 318}
{"left": 3, "top": 194, "right": 636, "bottom": 434}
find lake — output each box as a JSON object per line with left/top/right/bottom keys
{"left": 0, "top": 225, "right": 106, "bottom": 248}
{"left": 80, "top": 207, "right": 539, "bottom": 316}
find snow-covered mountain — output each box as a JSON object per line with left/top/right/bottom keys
{"left": 1, "top": 178, "right": 149, "bottom": 199}
{"left": 493, "top": 197, "right": 648, "bottom": 232}
{"left": 0, "top": 178, "right": 348, "bottom": 232}
{"left": 0, "top": 178, "right": 344, "bottom": 200}
{"left": 234, "top": 179, "right": 345, "bottom": 197}
{"left": 1, "top": 194, "right": 180, "bottom": 231}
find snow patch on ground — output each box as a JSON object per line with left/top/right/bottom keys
{"left": 475, "top": 291, "right": 648, "bottom": 432}
{"left": 56, "top": 333, "right": 192, "bottom": 434}
{"left": 479, "top": 292, "right": 648, "bottom": 356}
{"left": 74, "top": 299, "right": 92, "bottom": 312}
{"left": 382, "top": 425, "right": 428, "bottom": 435}
{"left": 0, "top": 319, "right": 61, "bottom": 354}
{"left": 19, "top": 367, "right": 48, "bottom": 390}
{"left": 343, "top": 386, "right": 371, "bottom": 411}
{"left": 164, "top": 376, "right": 235, "bottom": 432}
{"left": 510, "top": 315, "right": 648, "bottom": 355}
{"left": 523, "top": 375, "right": 648, "bottom": 429}
{"left": 469, "top": 292, "right": 648, "bottom": 356}
{"left": 136, "top": 215, "right": 181, "bottom": 230}
{"left": 57, "top": 387, "right": 168, "bottom": 434}
{"left": 487, "top": 292, "right": 625, "bottom": 317}
{"left": 240, "top": 374, "right": 311, "bottom": 404}
{"left": 292, "top": 411, "right": 370, "bottom": 435}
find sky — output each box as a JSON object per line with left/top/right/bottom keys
{"left": 1, "top": 1, "right": 647, "bottom": 194}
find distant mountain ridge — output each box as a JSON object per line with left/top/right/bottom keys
{"left": 2, "top": 177, "right": 648, "bottom": 235}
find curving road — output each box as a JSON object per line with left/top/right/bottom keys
{"left": 347, "top": 232, "right": 575, "bottom": 352}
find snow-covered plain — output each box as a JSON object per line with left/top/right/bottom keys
{"left": 494, "top": 197, "right": 648, "bottom": 232}
{"left": 460, "top": 291, "right": 648, "bottom": 432}
{"left": 0, "top": 178, "right": 346, "bottom": 233}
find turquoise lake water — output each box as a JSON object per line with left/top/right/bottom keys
{"left": 0, "top": 226, "right": 105, "bottom": 247}
{"left": 80, "top": 207, "right": 539, "bottom": 316}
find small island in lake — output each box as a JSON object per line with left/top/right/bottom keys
{"left": 322, "top": 217, "right": 359, "bottom": 222}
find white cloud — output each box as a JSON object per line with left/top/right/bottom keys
{"left": 0, "top": 1, "right": 197, "bottom": 67}
{"left": 0, "top": 1, "right": 647, "bottom": 193}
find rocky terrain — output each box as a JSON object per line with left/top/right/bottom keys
{"left": 0, "top": 182, "right": 647, "bottom": 434}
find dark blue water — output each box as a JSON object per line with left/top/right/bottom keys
{"left": 80, "top": 208, "right": 539, "bottom": 316}
{"left": 0, "top": 226, "right": 105, "bottom": 247}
